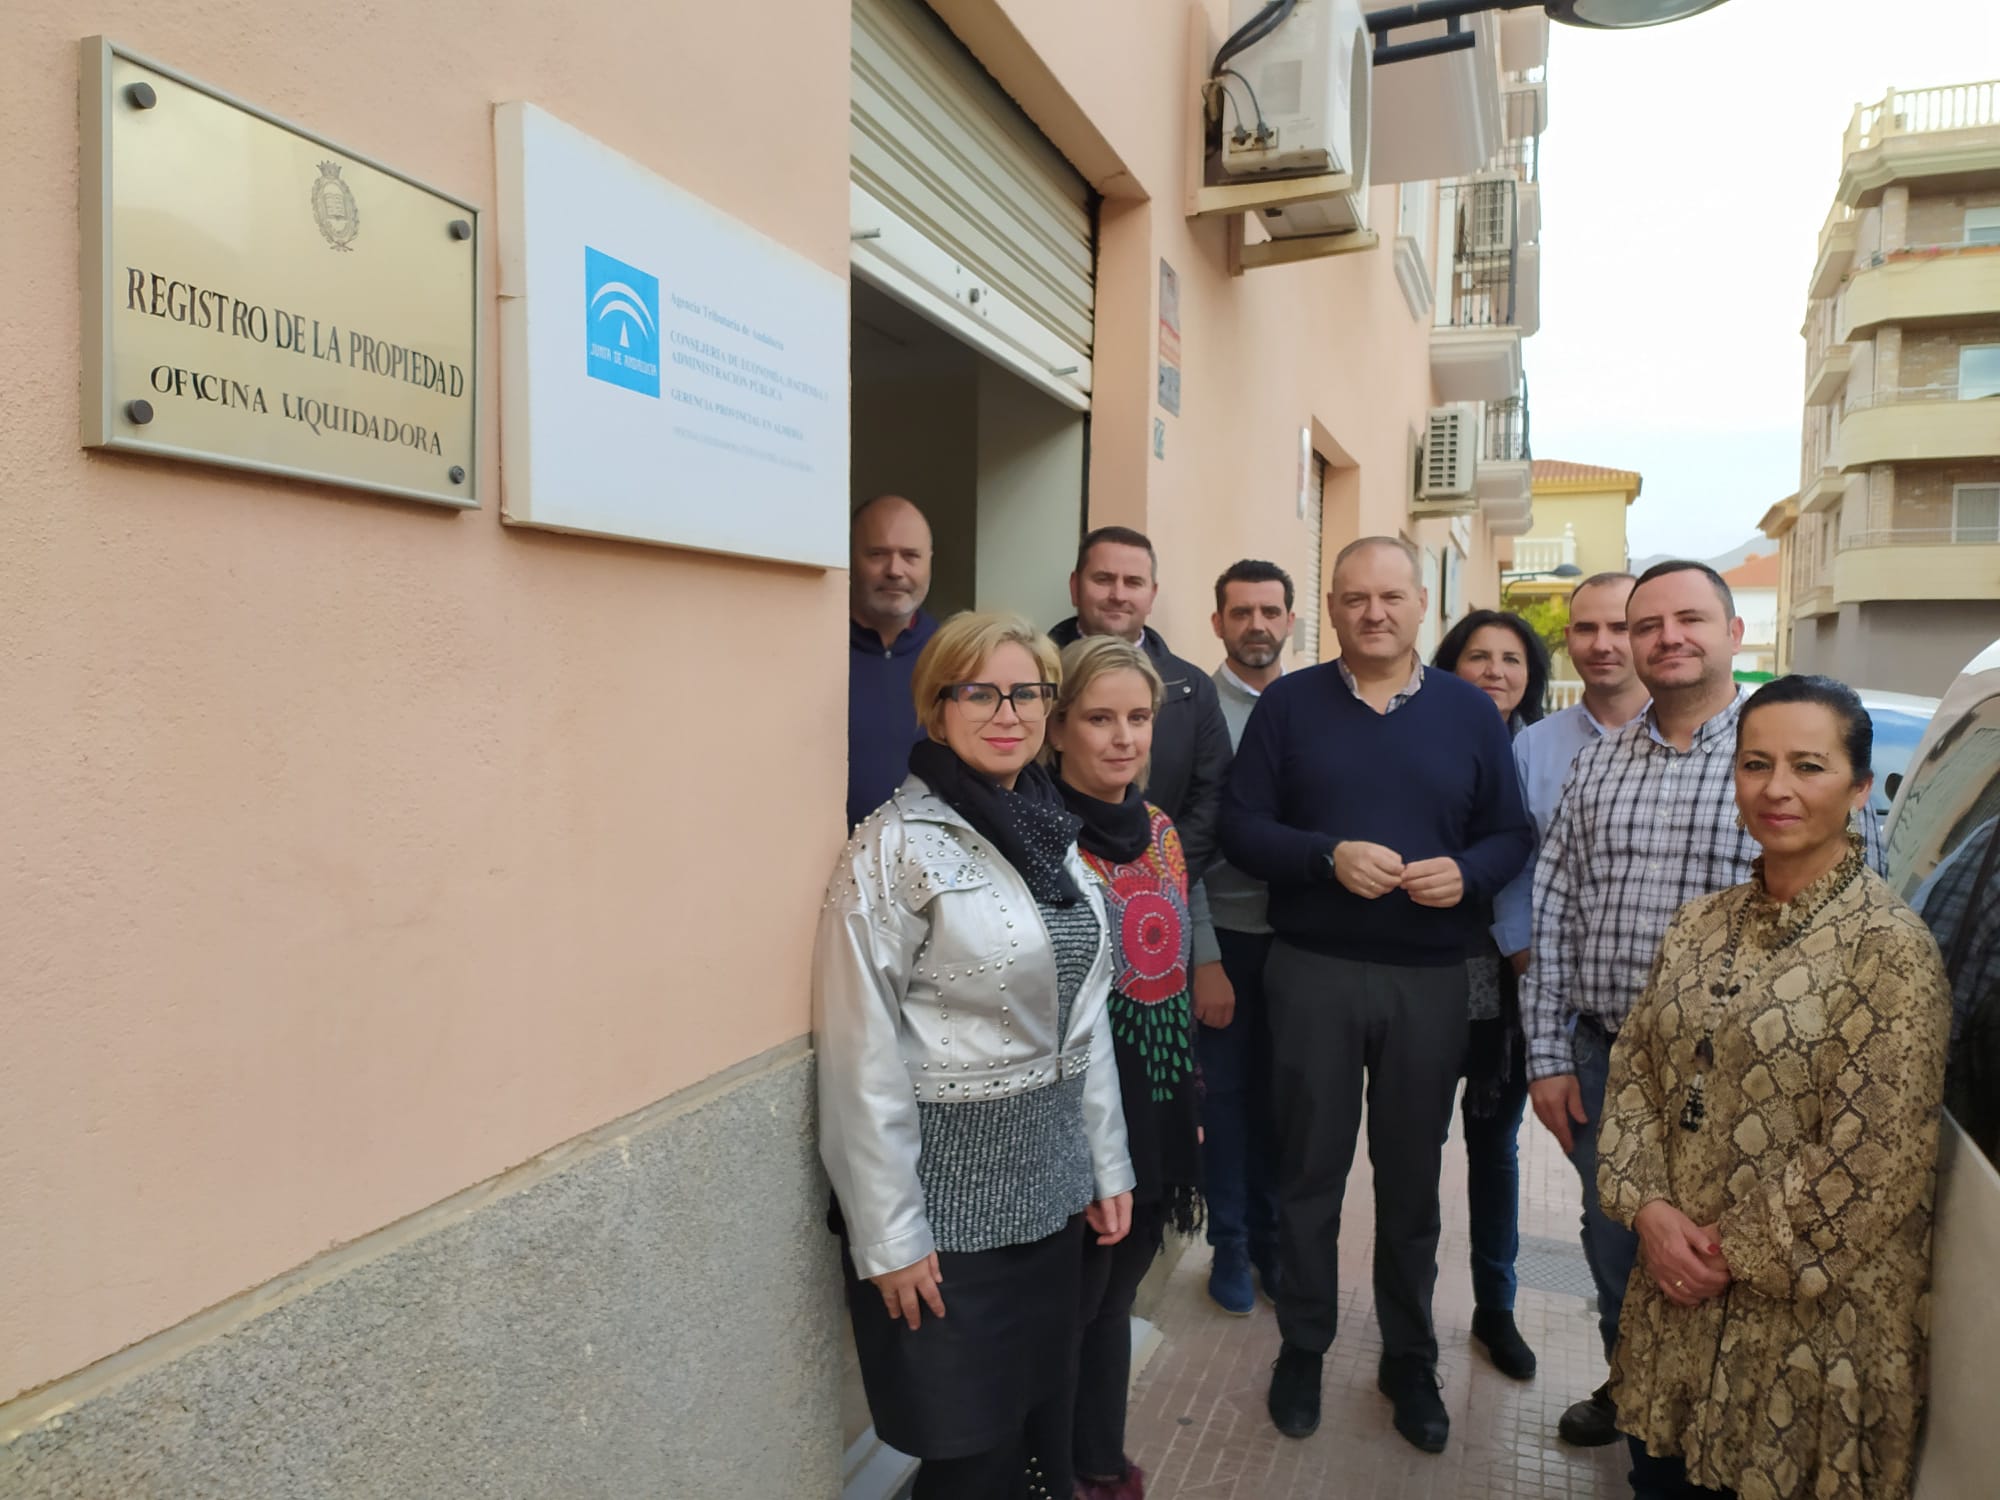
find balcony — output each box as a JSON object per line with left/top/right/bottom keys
{"left": 1810, "top": 205, "right": 1859, "bottom": 299}
{"left": 1839, "top": 244, "right": 2000, "bottom": 338}
{"left": 1794, "top": 581, "right": 1836, "bottom": 619}
{"left": 1833, "top": 526, "right": 2000, "bottom": 605}
{"left": 1839, "top": 81, "right": 2000, "bottom": 206}
{"left": 1806, "top": 342, "right": 1855, "bottom": 406}
{"left": 1431, "top": 179, "right": 1525, "bottom": 403}
{"left": 1478, "top": 380, "right": 1532, "bottom": 535}
{"left": 1837, "top": 385, "right": 2000, "bottom": 470}
{"left": 1802, "top": 297, "right": 1854, "bottom": 406}
{"left": 1503, "top": 528, "right": 1578, "bottom": 586}
{"left": 1799, "top": 465, "right": 1849, "bottom": 515}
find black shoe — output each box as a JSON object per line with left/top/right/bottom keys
{"left": 1267, "top": 1342, "right": 1323, "bottom": 1439}
{"left": 1470, "top": 1308, "right": 1538, "bottom": 1380}
{"left": 1377, "top": 1354, "right": 1449, "bottom": 1453}
{"left": 1557, "top": 1382, "right": 1620, "bottom": 1447}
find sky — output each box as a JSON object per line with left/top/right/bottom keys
{"left": 1530, "top": 0, "right": 2000, "bottom": 562}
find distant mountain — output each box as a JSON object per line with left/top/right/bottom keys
{"left": 1631, "top": 536, "right": 1774, "bottom": 576}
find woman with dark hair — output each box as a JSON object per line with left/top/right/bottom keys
{"left": 1431, "top": 609, "right": 1552, "bottom": 1380}
{"left": 1598, "top": 674, "right": 1950, "bottom": 1499}
{"left": 1433, "top": 608, "right": 1552, "bottom": 731}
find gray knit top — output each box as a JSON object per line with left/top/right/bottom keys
{"left": 915, "top": 899, "right": 1102, "bottom": 1253}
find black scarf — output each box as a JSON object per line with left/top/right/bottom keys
{"left": 908, "top": 739, "right": 1084, "bottom": 905}
{"left": 1057, "top": 778, "right": 1152, "bottom": 865}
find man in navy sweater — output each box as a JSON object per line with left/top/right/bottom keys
{"left": 1222, "top": 536, "right": 1532, "bottom": 1455}
{"left": 846, "top": 495, "right": 937, "bottom": 829}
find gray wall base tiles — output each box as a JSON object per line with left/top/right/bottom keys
{"left": 1, "top": 1043, "right": 842, "bottom": 1500}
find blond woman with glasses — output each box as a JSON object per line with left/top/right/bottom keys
{"left": 815, "top": 610, "right": 1135, "bottom": 1500}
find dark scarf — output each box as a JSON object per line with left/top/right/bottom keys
{"left": 908, "top": 739, "right": 1084, "bottom": 905}
{"left": 1057, "top": 778, "right": 1153, "bottom": 865}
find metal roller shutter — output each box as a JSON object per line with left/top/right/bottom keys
{"left": 850, "top": 0, "right": 1096, "bottom": 409}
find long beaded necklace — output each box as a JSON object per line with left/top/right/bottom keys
{"left": 1678, "top": 844, "right": 1864, "bottom": 1132}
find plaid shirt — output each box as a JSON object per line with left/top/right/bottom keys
{"left": 1521, "top": 690, "right": 1883, "bottom": 1081}
{"left": 1336, "top": 653, "right": 1425, "bottom": 714}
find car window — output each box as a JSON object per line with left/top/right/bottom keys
{"left": 1890, "top": 696, "right": 2000, "bottom": 1165}
{"left": 1867, "top": 709, "right": 1933, "bottom": 817}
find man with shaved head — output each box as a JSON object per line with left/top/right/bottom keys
{"left": 1223, "top": 536, "right": 1533, "bottom": 1454}
{"left": 846, "top": 494, "right": 936, "bottom": 828}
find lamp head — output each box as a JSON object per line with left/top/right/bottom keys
{"left": 1546, "top": 0, "right": 1731, "bottom": 27}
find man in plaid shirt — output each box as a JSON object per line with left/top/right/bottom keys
{"left": 1521, "top": 560, "right": 1880, "bottom": 1453}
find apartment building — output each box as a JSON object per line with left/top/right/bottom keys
{"left": 1, "top": 3, "right": 1553, "bottom": 1494}
{"left": 1765, "top": 79, "right": 2000, "bottom": 694}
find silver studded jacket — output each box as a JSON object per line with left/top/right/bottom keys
{"left": 813, "top": 775, "right": 1136, "bottom": 1279}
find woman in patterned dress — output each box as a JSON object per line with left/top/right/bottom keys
{"left": 1050, "top": 635, "right": 1204, "bottom": 1500}
{"left": 1597, "top": 675, "right": 1951, "bottom": 1500}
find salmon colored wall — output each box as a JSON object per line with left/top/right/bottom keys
{"left": 0, "top": 1, "right": 849, "bottom": 1400}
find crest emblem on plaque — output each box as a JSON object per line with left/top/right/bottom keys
{"left": 311, "top": 160, "right": 359, "bottom": 251}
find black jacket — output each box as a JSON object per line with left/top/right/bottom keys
{"left": 1049, "top": 617, "right": 1233, "bottom": 877}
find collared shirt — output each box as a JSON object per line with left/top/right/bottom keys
{"left": 1335, "top": 653, "right": 1425, "bottom": 714}
{"left": 1490, "top": 700, "right": 1636, "bottom": 955}
{"left": 1218, "top": 660, "right": 1280, "bottom": 699}
{"left": 1519, "top": 689, "right": 1884, "bottom": 1081}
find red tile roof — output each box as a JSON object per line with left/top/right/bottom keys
{"left": 1721, "top": 551, "right": 1781, "bottom": 588}
{"left": 1531, "top": 460, "right": 1643, "bottom": 489}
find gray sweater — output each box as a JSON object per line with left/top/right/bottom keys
{"left": 1203, "top": 665, "right": 1272, "bottom": 936}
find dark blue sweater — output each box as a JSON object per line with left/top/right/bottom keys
{"left": 847, "top": 612, "right": 937, "bottom": 829}
{"left": 1220, "top": 662, "right": 1533, "bottom": 966}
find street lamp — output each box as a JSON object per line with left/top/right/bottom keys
{"left": 1503, "top": 562, "right": 1583, "bottom": 582}
{"left": 1368, "top": 0, "right": 1730, "bottom": 65}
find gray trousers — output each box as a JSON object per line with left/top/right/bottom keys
{"left": 1266, "top": 942, "right": 1470, "bottom": 1363}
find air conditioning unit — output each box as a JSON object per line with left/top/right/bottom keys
{"left": 1216, "top": 0, "right": 1372, "bottom": 239}
{"left": 1416, "top": 404, "right": 1480, "bottom": 513}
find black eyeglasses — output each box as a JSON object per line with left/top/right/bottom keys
{"left": 937, "top": 682, "right": 1058, "bottom": 724}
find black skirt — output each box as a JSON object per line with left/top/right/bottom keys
{"left": 842, "top": 1215, "right": 1086, "bottom": 1460}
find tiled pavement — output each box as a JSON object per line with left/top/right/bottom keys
{"left": 1123, "top": 1107, "right": 1631, "bottom": 1499}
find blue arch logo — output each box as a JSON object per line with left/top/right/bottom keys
{"left": 584, "top": 246, "right": 660, "bottom": 397}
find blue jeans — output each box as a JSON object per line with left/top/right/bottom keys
{"left": 1462, "top": 1039, "right": 1530, "bottom": 1313}
{"left": 1568, "top": 1017, "right": 1642, "bottom": 1361}
{"left": 1198, "top": 928, "right": 1280, "bottom": 1259}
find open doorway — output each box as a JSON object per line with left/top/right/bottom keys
{"left": 851, "top": 277, "right": 1087, "bottom": 631}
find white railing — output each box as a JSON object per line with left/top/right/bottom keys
{"left": 1847, "top": 81, "right": 2000, "bottom": 156}
{"left": 1546, "top": 679, "right": 1584, "bottom": 711}
{"left": 1508, "top": 527, "right": 1577, "bottom": 576}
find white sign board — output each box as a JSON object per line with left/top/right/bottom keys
{"left": 495, "top": 104, "right": 847, "bottom": 566}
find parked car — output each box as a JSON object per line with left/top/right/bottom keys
{"left": 1859, "top": 688, "right": 1941, "bottom": 820}
{"left": 1882, "top": 637, "right": 2000, "bottom": 1500}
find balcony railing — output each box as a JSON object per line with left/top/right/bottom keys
{"left": 1436, "top": 179, "right": 1518, "bottom": 330}
{"left": 1484, "top": 379, "right": 1531, "bottom": 463}
{"left": 1842, "top": 524, "right": 2000, "bottom": 549}
{"left": 1495, "top": 84, "right": 1543, "bottom": 182}
{"left": 1855, "top": 238, "right": 2000, "bottom": 271}
{"left": 1844, "top": 382, "right": 2000, "bottom": 413}
{"left": 1508, "top": 528, "right": 1577, "bottom": 576}
{"left": 1846, "top": 81, "right": 2000, "bottom": 156}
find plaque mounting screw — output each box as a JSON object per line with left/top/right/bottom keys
{"left": 448, "top": 466, "right": 466, "bottom": 484}
{"left": 448, "top": 219, "right": 472, "bottom": 241}
{"left": 126, "top": 82, "right": 158, "bottom": 110}
{"left": 125, "top": 399, "right": 154, "bottom": 425}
